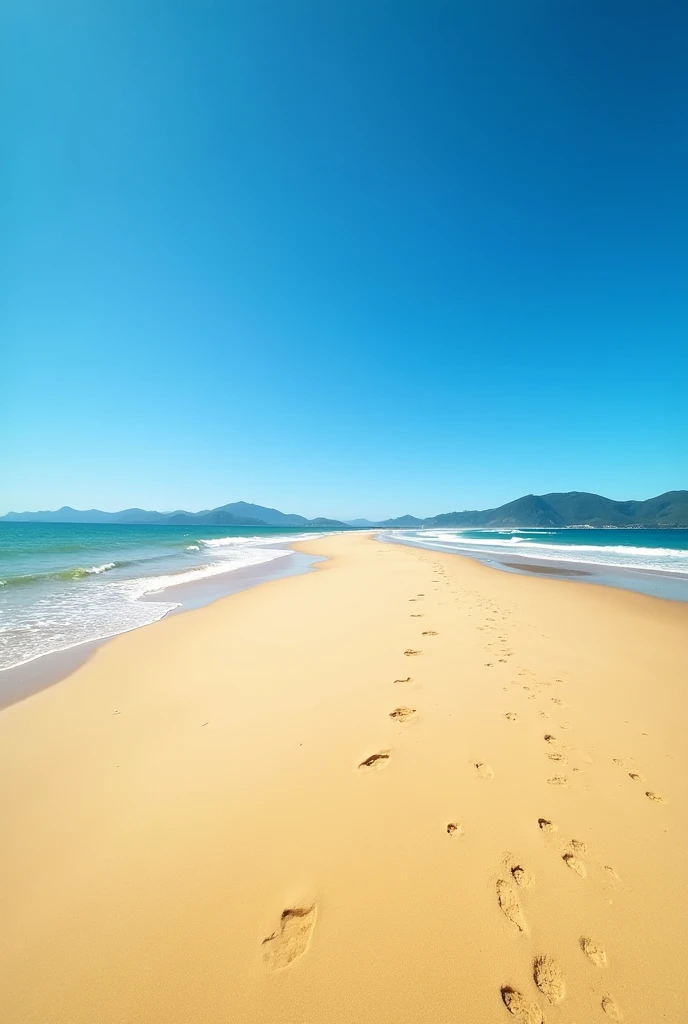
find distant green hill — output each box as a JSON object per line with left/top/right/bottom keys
{"left": 2, "top": 491, "right": 686, "bottom": 529}
{"left": 0, "top": 502, "right": 350, "bottom": 529}
{"left": 420, "top": 490, "right": 688, "bottom": 529}
{"left": 377, "top": 514, "right": 426, "bottom": 528}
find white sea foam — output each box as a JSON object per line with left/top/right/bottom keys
{"left": 0, "top": 536, "right": 308, "bottom": 672}
{"left": 0, "top": 526, "right": 344, "bottom": 673}
{"left": 385, "top": 529, "right": 688, "bottom": 576}
{"left": 123, "top": 546, "right": 291, "bottom": 598}
{"left": 199, "top": 532, "right": 323, "bottom": 549}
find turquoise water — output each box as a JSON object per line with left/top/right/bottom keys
{"left": 0, "top": 523, "right": 334, "bottom": 670}
{"left": 389, "top": 527, "right": 688, "bottom": 570}
{"left": 3, "top": 523, "right": 688, "bottom": 673}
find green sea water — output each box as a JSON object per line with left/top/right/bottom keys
{"left": 3, "top": 522, "right": 688, "bottom": 673}
{"left": 0, "top": 523, "right": 333, "bottom": 670}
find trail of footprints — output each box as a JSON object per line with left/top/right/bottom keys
{"left": 495, "top": 682, "right": 632, "bottom": 1017}
{"left": 416, "top": 558, "right": 628, "bottom": 1020}
{"left": 263, "top": 554, "right": 636, "bottom": 1021}
{"left": 498, "top": 809, "right": 623, "bottom": 1019}
{"left": 357, "top": 584, "right": 434, "bottom": 780}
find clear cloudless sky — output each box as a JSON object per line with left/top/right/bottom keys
{"left": 4, "top": 1, "right": 687, "bottom": 520}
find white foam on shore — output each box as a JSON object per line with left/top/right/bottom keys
{"left": 0, "top": 539, "right": 307, "bottom": 672}
{"left": 123, "top": 546, "right": 291, "bottom": 598}
{"left": 0, "top": 528, "right": 339, "bottom": 673}
{"left": 199, "top": 532, "right": 323, "bottom": 548}
{"left": 386, "top": 529, "right": 688, "bottom": 575}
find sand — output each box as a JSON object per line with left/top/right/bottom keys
{"left": 0, "top": 533, "right": 685, "bottom": 1023}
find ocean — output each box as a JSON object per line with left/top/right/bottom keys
{"left": 381, "top": 527, "right": 688, "bottom": 600}
{"left": 0, "top": 523, "right": 332, "bottom": 671}
{"left": 3, "top": 523, "right": 688, "bottom": 675}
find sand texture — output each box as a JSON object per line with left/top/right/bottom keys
{"left": 0, "top": 533, "right": 686, "bottom": 1022}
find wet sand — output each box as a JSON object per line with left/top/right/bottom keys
{"left": 499, "top": 561, "right": 593, "bottom": 577}
{"left": 0, "top": 533, "right": 685, "bottom": 1023}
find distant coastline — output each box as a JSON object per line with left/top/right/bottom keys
{"left": 2, "top": 489, "right": 687, "bottom": 529}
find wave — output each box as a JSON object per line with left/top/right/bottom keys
{"left": 421, "top": 532, "right": 688, "bottom": 558}
{"left": 0, "top": 546, "right": 296, "bottom": 672}
{"left": 0, "top": 526, "right": 341, "bottom": 673}
{"left": 387, "top": 529, "right": 688, "bottom": 576}
{"left": 0, "top": 562, "right": 123, "bottom": 588}
{"left": 199, "top": 532, "right": 324, "bottom": 549}
{"left": 121, "top": 546, "right": 293, "bottom": 598}
{"left": 200, "top": 536, "right": 264, "bottom": 547}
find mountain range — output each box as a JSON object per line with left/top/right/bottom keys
{"left": 0, "top": 501, "right": 348, "bottom": 529}
{"left": 1, "top": 491, "right": 686, "bottom": 529}
{"left": 371, "top": 490, "right": 688, "bottom": 528}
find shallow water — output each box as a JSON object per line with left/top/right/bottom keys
{"left": 0, "top": 523, "right": 336, "bottom": 670}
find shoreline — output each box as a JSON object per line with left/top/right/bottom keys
{"left": 3, "top": 529, "right": 686, "bottom": 710}
{"left": 0, "top": 548, "right": 323, "bottom": 710}
{"left": 383, "top": 531, "right": 688, "bottom": 602}
{"left": 1, "top": 532, "right": 686, "bottom": 1022}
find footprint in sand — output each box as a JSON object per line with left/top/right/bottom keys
{"left": 358, "top": 751, "right": 390, "bottom": 771}
{"left": 547, "top": 752, "right": 566, "bottom": 763}
{"left": 501, "top": 986, "right": 543, "bottom": 1023}
{"left": 568, "top": 839, "right": 588, "bottom": 855}
{"left": 475, "top": 762, "right": 494, "bottom": 780}
{"left": 533, "top": 954, "right": 565, "bottom": 1004}
{"left": 496, "top": 880, "right": 527, "bottom": 932}
{"left": 505, "top": 712, "right": 519, "bottom": 722}
{"left": 511, "top": 864, "right": 534, "bottom": 888}
{"left": 628, "top": 771, "right": 644, "bottom": 782}
{"left": 422, "top": 630, "right": 438, "bottom": 636}
{"left": 446, "top": 822, "right": 464, "bottom": 837}
{"left": 601, "top": 995, "right": 623, "bottom": 1019}
{"left": 262, "top": 905, "right": 317, "bottom": 969}
{"left": 544, "top": 734, "right": 557, "bottom": 744}
{"left": 547, "top": 776, "right": 568, "bottom": 787}
{"left": 612, "top": 757, "right": 625, "bottom": 767}
{"left": 538, "top": 818, "right": 557, "bottom": 833}
{"left": 389, "top": 706, "right": 417, "bottom": 723}
{"left": 562, "top": 852, "right": 587, "bottom": 877}
{"left": 581, "top": 936, "right": 608, "bottom": 967}
{"left": 646, "top": 790, "right": 664, "bottom": 803}
{"left": 404, "top": 649, "right": 422, "bottom": 657}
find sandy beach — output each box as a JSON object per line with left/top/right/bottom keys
{"left": 1, "top": 532, "right": 685, "bottom": 1023}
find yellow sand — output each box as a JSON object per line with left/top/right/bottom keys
{"left": 1, "top": 533, "right": 686, "bottom": 1023}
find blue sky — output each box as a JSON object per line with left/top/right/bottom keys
{"left": 5, "top": 1, "right": 687, "bottom": 520}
